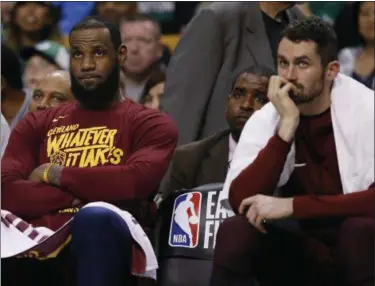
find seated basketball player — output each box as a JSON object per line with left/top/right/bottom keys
{"left": 158, "top": 66, "right": 272, "bottom": 202}
{"left": 1, "top": 16, "right": 177, "bottom": 286}
{"left": 212, "top": 18, "right": 374, "bottom": 286}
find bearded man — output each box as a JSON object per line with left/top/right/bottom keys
{"left": 214, "top": 17, "right": 374, "bottom": 286}
{"left": 1, "top": 16, "right": 177, "bottom": 286}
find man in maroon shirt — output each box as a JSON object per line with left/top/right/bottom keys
{"left": 210, "top": 18, "right": 374, "bottom": 286}
{"left": 2, "top": 16, "right": 178, "bottom": 286}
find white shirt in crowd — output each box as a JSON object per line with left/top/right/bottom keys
{"left": 228, "top": 134, "right": 237, "bottom": 167}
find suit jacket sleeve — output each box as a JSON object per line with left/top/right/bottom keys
{"left": 162, "top": 8, "right": 223, "bottom": 144}
{"left": 158, "top": 149, "right": 192, "bottom": 200}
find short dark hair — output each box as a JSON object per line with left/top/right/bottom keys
{"left": 1, "top": 44, "right": 23, "bottom": 90}
{"left": 230, "top": 65, "right": 275, "bottom": 91}
{"left": 281, "top": 17, "right": 338, "bottom": 67}
{"left": 69, "top": 16, "right": 122, "bottom": 50}
{"left": 141, "top": 70, "right": 166, "bottom": 104}
{"left": 120, "top": 13, "right": 161, "bottom": 39}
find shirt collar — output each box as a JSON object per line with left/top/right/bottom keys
{"left": 228, "top": 134, "right": 238, "bottom": 163}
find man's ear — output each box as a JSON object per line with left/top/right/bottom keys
{"left": 326, "top": 60, "right": 340, "bottom": 80}
{"left": 118, "top": 44, "right": 127, "bottom": 65}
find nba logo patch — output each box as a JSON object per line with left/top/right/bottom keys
{"left": 169, "top": 192, "right": 202, "bottom": 248}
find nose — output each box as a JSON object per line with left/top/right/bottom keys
{"left": 240, "top": 94, "right": 254, "bottom": 111}
{"left": 36, "top": 98, "right": 49, "bottom": 111}
{"left": 286, "top": 65, "right": 297, "bottom": 82}
{"left": 128, "top": 44, "right": 139, "bottom": 54}
{"left": 81, "top": 55, "right": 96, "bottom": 72}
{"left": 125, "top": 39, "right": 140, "bottom": 54}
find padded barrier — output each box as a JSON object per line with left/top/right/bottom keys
{"left": 156, "top": 183, "right": 234, "bottom": 286}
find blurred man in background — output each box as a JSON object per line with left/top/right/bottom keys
{"left": 29, "top": 70, "right": 73, "bottom": 113}
{"left": 4, "top": 1, "right": 62, "bottom": 55}
{"left": 159, "top": 66, "right": 272, "bottom": 201}
{"left": 22, "top": 40, "right": 70, "bottom": 89}
{"left": 92, "top": 2, "right": 137, "bottom": 26}
{"left": 120, "top": 14, "right": 163, "bottom": 102}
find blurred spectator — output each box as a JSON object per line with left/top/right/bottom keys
{"left": 0, "top": 113, "right": 11, "bottom": 159}
{"left": 334, "top": 2, "right": 363, "bottom": 51}
{"left": 92, "top": 2, "right": 137, "bottom": 26}
{"left": 29, "top": 70, "right": 73, "bottom": 113}
{"left": 120, "top": 14, "right": 164, "bottom": 102}
{"left": 1, "top": 2, "right": 15, "bottom": 30}
{"left": 138, "top": 2, "right": 199, "bottom": 34}
{"left": 300, "top": 2, "right": 346, "bottom": 24}
{"left": 162, "top": 2, "right": 304, "bottom": 144}
{"left": 21, "top": 40, "right": 70, "bottom": 90}
{"left": 159, "top": 66, "right": 272, "bottom": 202}
{"left": 1, "top": 44, "right": 32, "bottom": 129}
{"left": 4, "top": 2, "right": 62, "bottom": 55}
{"left": 142, "top": 71, "right": 166, "bottom": 109}
{"left": 338, "top": 2, "right": 374, "bottom": 89}
{"left": 53, "top": 2, "right": 94, "bottom": 36}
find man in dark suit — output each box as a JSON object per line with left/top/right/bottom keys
{"left": 158, "top": 66, "right": 273, "bottom": 202}
{"left": 162, "top": 2, "right": 305, "bottom": 145}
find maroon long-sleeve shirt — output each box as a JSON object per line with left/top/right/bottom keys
{"left": 229, "top": 109, "right": 374, "bottom": 219}
{"left": 1, "top": 99, "right": 178, "bottom": 230}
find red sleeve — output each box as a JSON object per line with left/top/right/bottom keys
{"left": 1, "top": 112, "right": 75, "bottom": 219}
{"left": 229, "top": 134, "right": 292, "bottom": 213}
{"left": 293, "top": 183, "right": 375, "bottom": 219}
{"left": 60, "top": 111, "right": 178, "bottom": 202}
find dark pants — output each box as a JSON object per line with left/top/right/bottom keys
{"left": 2, "top": 207, "right": 136, "bottom": 286}
{"left": 210, "top": 216, "right": 374, "bottom": 286}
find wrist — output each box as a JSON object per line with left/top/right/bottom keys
{"left": 278, "top": 117, "right": 299, "bottom": 143}
{"left": 287, "top": 197, "right": 294, "bottom": 217}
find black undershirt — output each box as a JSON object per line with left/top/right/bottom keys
{"left": 261, "top": 11, "right": 289, "bottom": 67}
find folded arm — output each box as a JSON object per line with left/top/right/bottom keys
{"left": 58, "top": 113, "right": 178, "bottom": 202}
{"left": 1, "top": 113, "right": 75, "bottom": 219}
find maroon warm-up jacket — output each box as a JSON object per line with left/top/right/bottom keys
{"left": 1, "top": 99, "right": 178, "bottom": 230}
{"left": 229, "top": 109, "right": 374, "bottom": 219}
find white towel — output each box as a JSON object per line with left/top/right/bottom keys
{"left": 219, "top": 74, "right": 374, "bottom": 210}
{"left": 1, "top": 202, "right": 158, "bottom": 280}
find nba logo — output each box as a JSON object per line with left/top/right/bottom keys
{"left": 169, "top": 192, "right": 202, "bottom": 248}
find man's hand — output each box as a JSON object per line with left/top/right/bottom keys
{"left": 239, "top": 194, "right": 294, "bottom": 233}
{"left": 267, "top": 76, "right": 300, "bottom": 142}
{"left": 28, "top": 164, "right": 46, "bottom": 183}
{"left": 29, "top": 164, "right": 81, "bottom": 207}
{"left": 28, "top": 163, "right": 64, "bottom": 186}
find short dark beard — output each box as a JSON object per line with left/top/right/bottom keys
{"left": 290, "top": 70, "right": 325, "bottom": 105}
{"left": 70, "top": 63, "right": 120, "bottom": 110}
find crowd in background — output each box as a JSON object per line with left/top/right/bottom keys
{"left": 1, "top": 2, "right": 374, "bottom": 139}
